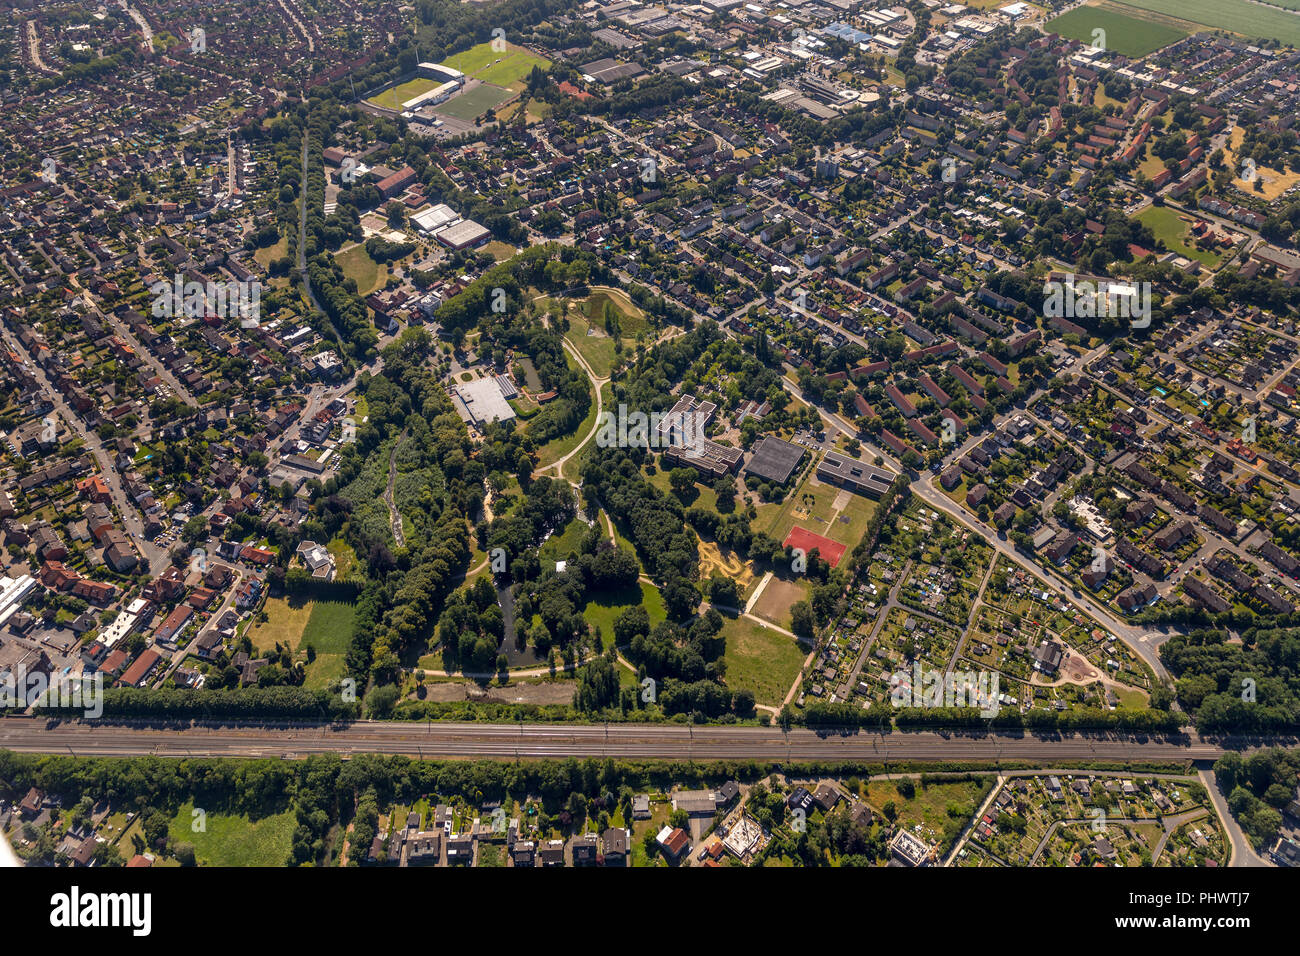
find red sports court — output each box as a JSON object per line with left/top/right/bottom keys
{"left": 783, "top": 526, "right": 847, "bottom": 568}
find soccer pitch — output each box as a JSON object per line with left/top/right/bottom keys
{"left": 437, "top": 83, "right": 511, "bottom": 121}
{"left": 365, "top": 76, "right": 440, "bottom": 111}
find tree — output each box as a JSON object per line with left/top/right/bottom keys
{"left": 791, "top": 600, "right": 816, "bottom": 638}
{"left": 575, "top": 655, "right": 620, "bottom": 712}
{"left": 181, "top": 516, "right": 208, "bottom": 544}
{"left": 732, "top": 688, "right": 756, "bottom": 717}
{"left": 713, "top": 477, "right": 736, "bottom": 513}
{"left": 668, "top": 467, "right": 697, "bottom": 499}
{"left": 708, "top": 575, "right": 739, "bottom": 609}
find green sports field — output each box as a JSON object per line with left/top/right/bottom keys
{"left": 437, "top": 83, "right": 511, "bottom": 121}
{"left": 1045, "top": 5, "right": 1189, "bottom": 57}
{"left": 365, "top": 75, "right": 440, "bottom": 110}
{"left": 475, "top": 50, "right": 552, "bottom": 89}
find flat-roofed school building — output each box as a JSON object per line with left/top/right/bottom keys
{"left": 816, "top": 453, "right": 895, "bottom": 498}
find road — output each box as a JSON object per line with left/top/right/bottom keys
{"left": 540, "top": 337, "right": 607, "bottom": 480}
{"left": 0, "top": 717, "right": 1265, "bottom": 762}
{"left": 118, "top": 0, "right": 153, "bottom": 53}
{"left": 273, "top": 0, "right": 315, "bottom": 54}
{"left": 157, "top": 567, "right": 244, "bottom": 685}
{"left": 0, "top": 322, "right": 164, "bottom": 570}
{"left": 1198, "top": 767, "right": 1271, "bottom": 867}
{"left": 765, "top": 350, "right": 1177, "bottom": 679}
{"left": 24, "top": 19, "right": 54, "bottom": 74}
{"left": 68, "top": 273, "right": 198, "bottom": 407}
{"left": 909, "top": 477, "right": 1176, "bottom": 680}
{"left": 600, "top": 268, "right": 1175, "bottom": 681}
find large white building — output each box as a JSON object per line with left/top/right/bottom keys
{"left": 100, "top": 598, "right": 150, "bottom": 649}
{"left": 417, "top": 62, "right": 466, "bottom": 83}
{"left": 453, "top": 378, "right": 516, "bottom": 427}
{"left": 0, "top": 574, "right": 37, "bottom": 629}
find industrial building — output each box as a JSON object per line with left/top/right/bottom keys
{"left": 453, "top": 378, "right": 516, "bottom": 427}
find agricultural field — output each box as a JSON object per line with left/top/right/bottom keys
{"left": 1045, "top": 5, "right": 1189, "bottom": 58}
{"left": 1110, "top": 0, "right": 1300, "bottom": 46}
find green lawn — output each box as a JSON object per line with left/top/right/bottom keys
{"left": 539, "top": 518, "right": 589, "bottom": 568}
{"left": 1137, "top": 205, "right": 1223, "bottom": 268}
{"left": 583, "top": 288, "right": 648, "bottom": 336}
{"left": 864, "top": 778, "right": 991, "bottom": 850}
{"left": 302, "top": 600, "right": 357, "bottom": 690}
{"left": 335, "top": 242, "right": 388, "bottom": 296}
{"left": 247, "top": 596, "right": 356, "bottom": 689}
{"left": 584, "top": 580, "right": 667, "bottom": 648}
{"left": 253, "top": 235, "right": 288, "bottom": 270}
{"left": 247, "top": 596, "right": 314, "bottom": 653}
{"left": 754, "top": 468, "right": 875, "bottom": 557}
{"left": 437, "top": 84, "right": 511, "bottom": 122}
{"left": 168, "top": 801, "right": 296, "bottom": 866}
{"left": 365, "top": 75, "right": 442, "bottom": 111}
{"left": 476, "top": 50, "right": 553, "bottom": 90}
{"left": 441, "top": 42, "right": 552, "bottom": 87}
{"left": 565, "top": 312, "right": 618, "bottom": 380}
{"left": 327, "top": 537, "right": 358, "bottom": 578}
{"left": 721, "top": 615, "right": 806, "bottom": 707}
{"left": 1045, "top": 5, "right": 1189, "bottom": 57}
{"left": 534, "top": 358, "right": 598, "bottom": 470}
